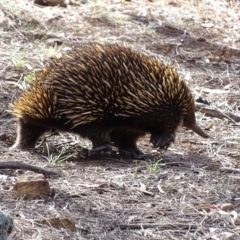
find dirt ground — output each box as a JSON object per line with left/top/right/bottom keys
{"left": 1, "top": 0, "right": 240, "bottom": 239}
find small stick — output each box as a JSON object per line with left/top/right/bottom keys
{"left": 196, "top": 102, "right": 240, "bottom": 122}
{"left": 119, "top": 223, "right": 198, "bottom": 230}
{"left": 0, "top": 161, "right": 61, "bottom": 178}
{"left": 220, "top": 167, "right": 240, "bottom": 174}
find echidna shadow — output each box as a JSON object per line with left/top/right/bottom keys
{"left": 9, "top": 43, "right": 209, "bottom": 158}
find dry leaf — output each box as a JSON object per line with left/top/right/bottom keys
{"left": 201, "top": 23, "right": 214, "bottom": 28}
{"left": 205, "top": 123, "right": 214, "bottom": 130}
{"left": 219, "top": 203, "right": 234, "bottom": 211}
{"left": 157, "top": 184, "right": 165, "bottom": 194}
{"left": 218, "top": 210, "right": 235, "bottom": 225}
{"left": 98, "top": 182, "right": 109, "bottom": 188}
{"left": 211, "top": 232, "right": 234, "bottom": 240}
{"left": 37, "top": 217, "right": 76, "bottom": 231}
{"left": 177, "top": 46, "right": 187, "bottom": 57}
{"left": 78, "top": 183, "right": 108, "bottom": 188}
{"left": 139, "top": 182, "right": 154, "bottom": 195}
{"left": 139, "top": 182, "right": 146, "bottom": 192}
{"left": 230, "top": 211, "right": 238, "bottom": 221}
{"left": 24, "top": 64, "right": 33, "bottom": 70}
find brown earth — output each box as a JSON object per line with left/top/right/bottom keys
{"left": 0, "top": 0, "right": 240, "bottom": 239}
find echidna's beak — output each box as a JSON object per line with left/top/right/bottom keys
{"left": 187, "top": 123, "right": 209, "bottom": 138}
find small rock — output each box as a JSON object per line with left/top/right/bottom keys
{"left": 37, "top": 217, "right": 76, "bottom": 231}
{"left": 13, "top": 174, "right": 51, "bottom": 199}
{"left": 0, "top": 212, "right": 14, "bottom": 240}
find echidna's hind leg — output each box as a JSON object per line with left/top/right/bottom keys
{"left": 11, "top": 118, "right": 47, "bottom": 149}
{"left": 87, "top": 133, "right": 112, "bottom": 157}
{"left": 110, "top": 128, "right": 145, "bottom": 158}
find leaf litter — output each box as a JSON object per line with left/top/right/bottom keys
{"left": 0, "top": 0, "right": 240, "bottom": 239}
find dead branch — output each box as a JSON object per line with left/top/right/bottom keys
{"left": 196, "top": 102, "right": 240, "bottom": 122}
{"left": 0, "top": 161, "right": 61, "bottom": 178}
{"left": 119, "top": 223, "right": 198, "bottom": 230}
{"left": 220, "top": 167, "right": 240, "bottom": 174}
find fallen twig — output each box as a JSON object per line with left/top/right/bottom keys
{"left": 196, "top": 102, "right": 240, "bottom": 122}
{"left": 0, "top": 161, "right": 61, "bottom": 178}
{"left": 220, "top": 167, "right": 240, "bottom": 174}
{"left": 119, "top": 223, "right": 198, "bottom": 230}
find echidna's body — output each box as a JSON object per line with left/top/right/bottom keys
{"left": 10, "top": 43, "right": 208, "bottom": 157}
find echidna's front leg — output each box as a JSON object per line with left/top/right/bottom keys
{"left": 110, "top": 128, "right": 145, "bottom": 158}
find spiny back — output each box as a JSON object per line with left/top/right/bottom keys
{"left": 11, "top": 43, "right": 194, "bottom": 128}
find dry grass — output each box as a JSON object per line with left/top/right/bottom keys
{"left": 1, "top": 0, "right": 240, "bottom": 239}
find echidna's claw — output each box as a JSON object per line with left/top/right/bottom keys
{"left": 150, "top": 133, "right": 175, "bottom": 149}
{"left": 88, "top": 144, "right": 112, "bottom": 157}
{"left": 118, "top": 148, "right": 145, "bottom": 159}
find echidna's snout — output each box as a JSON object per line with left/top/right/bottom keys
{"left": 186, "top": 122, "right": 209, "bottom": 138}
{"left": 150, "top": 132, "right": 176, "bottom": 149}
{"left": 183, "top": 111, "right": 209, "bottom": 138}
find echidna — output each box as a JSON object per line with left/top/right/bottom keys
{"left": 9, "top": 43, "right": 209, "bottom": 157}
